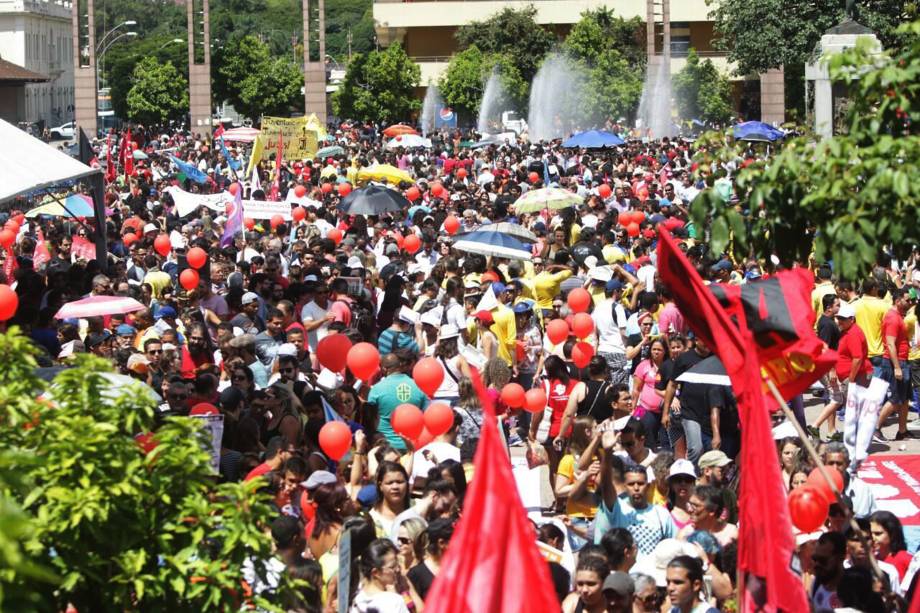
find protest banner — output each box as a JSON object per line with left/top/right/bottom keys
{"left": 261, "top": 116, "right": 319, "bottom": 161}
{"left": 844, "top": 377, "right": 889, "bottom": 467}
{"left": 242, "top": 199, "right": 293, "bottom": 221}
{"left": 165, "top": 186, "right": 232, "bottom": 218}
{"left": 71, "top": 236, "right": 97, "bottom": 261}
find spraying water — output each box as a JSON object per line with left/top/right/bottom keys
{"left": 637, "top": 57, "right": 675, "bottom": 139}
{"left": 477, "top": 68, "right": 505, "bottom": 135}
{"left": 528, "top": 53, "right": 589, "bottom": 142}
{"left": 420, "top": 84, "right": 442, "bottom": 136}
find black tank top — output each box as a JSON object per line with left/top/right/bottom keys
{"left": 577, "top": 380, "right": 611, "bottom": 423}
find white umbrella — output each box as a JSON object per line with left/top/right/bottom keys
{"left": 222, "top": 127, "right": 261, "bottom": 143}
{"left": 453, "top": 230, "right": 533, "bottom": 261}
{"left": 54, "top": 296, "right": 146, "bottom": 319}
{"left": 386, "top": 134, "right": 432, "bottom": 149}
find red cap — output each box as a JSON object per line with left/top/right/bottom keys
{"left": 475, "top": 310, "right": 494, "bottom": 325}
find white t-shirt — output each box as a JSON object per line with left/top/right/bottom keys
{"left": 350, "top": 589, "right": 409, "bottom": 613}
{"left": 411, "top": 441, "right": 461, "bottom": 485}
{"left": 594, "top": 299, "right": 628, "bottom": 355}
{"left": 300, "top": 301, "right": 330, "bottom": 353}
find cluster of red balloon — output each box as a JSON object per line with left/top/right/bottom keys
{"left": 618, "top": 210, "right": 645, "bottom": 238}
{"left": 788, "top": 467, "right": 845, "bottom": 532}
{"left": 501, "top": 383, "right": 547, "bottom": 413}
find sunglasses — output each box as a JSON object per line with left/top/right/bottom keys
{"left": 146, "top": 349, "right": 163, "bottom": 355}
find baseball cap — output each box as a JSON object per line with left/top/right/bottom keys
{"left": 241, "top": 292, "right": 260, "bottom": 305}
{"left": 126, "top": 353, "right": 150, "bottom": 374}
{"left": 836, "top": 301, "right": 855, "bottom": 319}
{"left": 605, "top": 279, "right": 624, "bottom": 293}
{"left": 698, "top": 450, "right": 732, "bottom": 469}
{"left": 84, "top": 331, "right": 111, "bottom": 349}
{"left": 347, "top": 255, "right": 364, "bottom": 270}
{"left": 156, "top": 306, "right": 177, "bottom": 319}
{"left": 303, "top": 470, "right": 337, "bottom": 490}
{"left": 589, "top": 267, "right": 613, "bottom": 283}
{"left": 512, "top": 301, "right": 533, "bottom": 314}
{"left": 474, "top": 310, "right": 494, "bottom": 325}
{"left": 491, "top": 281, "right": 507, "bottom": 295}
{"left": 668, "top": 458, "right": 697, "bottom": 480}
{"left": 143, "top": 223, "right": 158, "bottom": 234}
{"left": 602, "top": 572, "right": 635, "bottom": 597}
{"left": 398, "top": 306, "right": 419, "bottom": 325}
{"left": 116, "top": 324, "right": 137, "bottom": 337}
{"left": 711, "top": 259, "right": 732, "bottom": 272}
{"left": 276, "top": 343, "right": 297, "bottom": 357}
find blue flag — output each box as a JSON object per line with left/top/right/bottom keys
{"left": 169, "top": 155, "right": 209, "bottom": 185}
{"left": 219, "top": 136, "right": 242, "bottom": 172}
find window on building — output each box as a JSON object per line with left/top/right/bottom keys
{"left": 670, "top": 22, "right": 691, "bottom": 57}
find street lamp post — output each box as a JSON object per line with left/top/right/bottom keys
{"left": 96, "top": 31, "right": 137, "bottom": 92}
{"left": 158, "top": 38, "right": 184, "bottom": 51}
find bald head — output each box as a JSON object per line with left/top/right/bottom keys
{"left": 381, "top": 352, "right": 401, "bottom": 372}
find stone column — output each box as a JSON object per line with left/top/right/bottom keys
{"left": 187, "top": 0, "right": 212, "bottom": 139}
{"left": 303, "top": 0, "right": 327, "bottom": 123}
{"left": 760, "top": 68, "right": 785, "bottom": 125}
{"left": 72, "top": 0, "right": 96, "bottom": 136}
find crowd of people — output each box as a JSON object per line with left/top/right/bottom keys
{"left": 3, "top": 120, "right": 920, "bottom": 612}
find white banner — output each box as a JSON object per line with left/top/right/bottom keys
{"left": 165, "top": 186, "right": 232, "bottom": 218}
{"left": 285, "top": 190, "right": 323, "bottom": 208}
{"left": 844, "top": 376, "right": 889, "bottom": 467}
{"left": 242, "top": 199, "right": 292, "bottom": 220}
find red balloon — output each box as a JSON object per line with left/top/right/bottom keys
{"left": 394, "top": 232, "right": 405, "bottom": 249}
{"left": 337, "top": 183, "right": 352, "bottom": 197}
{"left": 546, "top": 319, "right": 570, "bottom": 345}
{"left": 572, "top": 341, "right": 595, "bottom": 368}
{"left": 632, "top": 211, "right": 645, "bottom": 225}
{"left": 567, "top": 288, "right": 591, "bottom": 313}
{"left": 190, "top": 402, "right": 219, "bottom": 416}
{"left": 0, "top": 229, "right": 15, "bottom": 249}
{"left": 0, "top": 284, "right": 18, "bottom": 321}
{"left": 572, "top": 312, "right": 595, "bottom": 338}
{"left": 423, "top": 402, "right": 454, "bottom": 437}
{"left": 501, "top": 383, "right": 526, "bottom": 408}
{"left": 270, "top": 214, "right": 285, "bottom": 230}
{"left": 4, "top": 220, "right": 19, "bottom": 233}
{"left": 12, "top": 214, "right": 24, "bottom": 226}
{"left": 154, "top": 234, "right": 172, "bottom": 257}
{"left": 788, "top": 486, "right": 829, "bottom": 532}
{"left": 316, "top": 333, "right": 353, "bottom": 373}
{"left": 406, "top": 186, "right": 421, "bottom": 201}
{"left": 123, "top": 233, "right": 137, "bottom": 247}
{"left": 443, "top": 215, "right": 460, "bottom": 235}
{"left": 292, "top": 206, "right": 306, "bottom": 222}
{"left": 524, "top": 388, "right": 547, "bottom": 413}
{"left": 528, "top": 171, "right": 540, "bottom": 184}
{"left": 413, "top": 357, "right": 445, "bottom": 397}
{"left": 347, "top": 342, "right": 380, "bottom": 380}
{"left": 805, "top": 467, "right": 845, "bottom": 506}
{"left": 179, "top": 268, "right": 200, "bottom": 291}
{"left": 319, "top": 421, "right": 352, "bottom": 460}
{"left": 403, "top": 234, "right": 421, "bottom": 254}
{"left": 414, "top": 426, "right": 435, "bottom": 449}
{"left": 187, "top": 247, "right": 207, "bottom": 269}
{"left": 327, "top": 228, "right": 343, "bottom": 245}
{"left": 431, "top": 182, "right": 445, "bottom": 198}
{"left": 294, "top": 184, "right": 307, "bottom": 198}
{"left": 626, "top": 222, "right": 640, "bottom": 238}
{"left": 598, "top": 184, "right": 612, "bottom": 199}
{"left": 392, "top": 404, "right": 424, "bottom": 440}
{"left": 244, "top": 217, "right": 255, "bottom": 230}
{"left": 456, "top": 167, "right": 468, "bottom": 179}
{"left": 228, "top": 182, "right": 239, "bottom": 196}
{"left": 321, "top": 182, "right": 334, "bottom": 194}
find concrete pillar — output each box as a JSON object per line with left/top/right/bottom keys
{"left": 814, "top": 77, "right": 833, "bottom": 139}
{"left": 645, "top": 0, "right": 656, "bottom": 56}
{"left": 71, "top": 0, "right": 96, "bottom": 136}
{"left": 760, "top": 68, "right": 785, "bottom": 125}
{"left": 303, "top": 0, "right": 327, "bottom": 123}
{"left": 187, "top": 0, "right": 212, "bottom": 139}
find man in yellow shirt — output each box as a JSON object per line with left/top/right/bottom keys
{"left": 905, "top": 291, "right": 920, "bottom": 414}
{"left": 811, "top": 264, "right": 836, "bottom": 319}
{"left": 489, "top": 282, "right": 517, "bottom": 369}
{"left": 532, "top": 258, "right": 573, "bottom": 315}
{"left": 853, "top": 277, "right": 890, "bottom": 364}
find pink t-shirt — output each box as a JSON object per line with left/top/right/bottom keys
{"left": 657, "top": 302, "right": 687, "bottom": 336}
{"left": 634, "top": 359, "right": 662, "bottom": 413}
{"left": 328, "top": 296, "right": 353, "bottom": 327}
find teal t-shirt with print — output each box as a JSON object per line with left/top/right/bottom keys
{"left": 367, "top": 373, "right": 430, "bottom": 450}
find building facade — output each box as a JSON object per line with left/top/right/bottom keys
{"left": 0, "top": 0, "right": 74, "bottom": 128}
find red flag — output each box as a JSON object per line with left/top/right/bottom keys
{"left": 124, "top": 129, "right": 134, "bottom": 179}
{"left": 270, "top": 133, "right": 283, "bottom": 202}
{"left": 423, "top": 368, "right": 558, "bottom": 613}
{"left": 213, "top": 123, "right": 225, "bottom": 139}
{"left": 105, "top": 133, "right": 116, "bottom": 184}
{"left": 33, "top": 228, "right": 50, "bottom": 270}
{"left": 657, "top": 230, "right": 808, "bottom": 613}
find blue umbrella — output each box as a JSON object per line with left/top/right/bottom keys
{"left": 561, "top": 130, "right": 625, "bottom": 148}
{"left": 733, "top": 121, "right": 785, "bottom": 142}
{"left": 452, "top": 230, "right": 532, "bottom": 260}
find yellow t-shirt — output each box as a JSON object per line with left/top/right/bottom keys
{"left": 143, "top": 270, "right": 172, "bottom": 300}
{"left": 905, "top": 312, "right": 920, "bottom": 361}
{"left": 811, "top": 281, "right": 836, "bottom": 319}
{"left": 557, "top": 454, "right": 598, "bottom": 518}
{"left": 533, "top": 270, "right": 573, "bottom": 310}
{"left": 854, "top": 295, "right": 891, "bottom": 357}
{"left": 491, "top": 304, "right": 517, "bottom": 366}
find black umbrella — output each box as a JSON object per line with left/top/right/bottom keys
{"left": 675, "top": 355, "right": 731, "bottom": 386}
{"left": 337, "top": 184, "right": 410, "bottom": 216}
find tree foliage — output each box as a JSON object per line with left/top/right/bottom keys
{"left": 455, "top": 6, "right": 555, "bottom": 84}
{"left": 438, "top": 46, "right": 527, "bottom": 123}
{"left": 125, "top": 57, "right": 189, "bottom": 126}
{"left": 332, "top": 43, "right": 421, "bottom": 122}
{"left": 0, "top": 329, "right": 299, "bottom": 611}
{"left": 689, "top": 20, "right": 920, "bottom": 281}
{"left": 672, "top": 49, "right": 733, "bottom": 125}
{"left": 213, "top": 35, "right": 305, "bottom": 121}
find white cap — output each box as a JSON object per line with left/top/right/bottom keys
{"left": 668, "top": 458, "right": 697, "bottom": 480}
{"left": 398, "top": 306, "right": 419, "bottom": 325}
{"left": 420, "top": 309, "right": 441, "bottom": 327}
{"left": 241, "top": 292, "right": 260, "bottom": 305}
{"left": 276, "top": 343, "right": 297, "bottom": 357}
{"left": 143, "top": 223, "right": 158, "bottom": 234}
{"left": 589, "top": 266, "right": 613, "bottom": 282}
{"left": 837, "top": 301, "right": 855, "bottom": 319}
{"left": 347, "top": 255, "right": 364, "bottom": 269}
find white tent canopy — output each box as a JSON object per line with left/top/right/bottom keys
{"left": 0, "top": 118, "right": 101, "bottom": 203}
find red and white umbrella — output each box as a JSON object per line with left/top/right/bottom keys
{"left": 54, "top": 295, "right": 146, "bottom": 320}
{"left": 221, "top": 127, "right": 261, "bottom": 143}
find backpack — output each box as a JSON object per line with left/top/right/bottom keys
{"left": 336, "top": 298, "right": 377, "bottom": 344}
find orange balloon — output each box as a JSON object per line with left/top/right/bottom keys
{"left": 805, "top": 467, "right": 844, "bottom": 506}
{"left": 294, "top": 184, "right": 307, "bottom": 198}
{"left": 347, "top": 342, "right": 380, "bottom": 380}
{"left": 292, "top": 206, "right": 306, "bottom": 222}
{"left": 186, "top": 247, "right": 207, "bottom": 269}
{"left": 403, "top": 234, "right": 421, "bottom": 254}
{"left": 524, "top": 388, "right": 547, "bottom": 413}
{"left": 327, "top": 228, "right": 343, "bottom": 245}
{"left": 546, "top": 319, "right": 570, "bottom": 345}
{"left": 153, "top": 234, "right": 171, "bottom": 257}
{"left": 406, "top": 186, "right": 421, "bottom": 201}
{"left": 316, "top": 333, "right": 353, "bottom": 372}
{"left": 122, "top": 233, "right": 137, "bottom": 247}
{"left": 392, "top": 404, "right": 424, "bottom": 440}
{"left": 423, "top": 402, "right": 454, "bottom": 437}
{"left": 456, "top": 168, "right": 468, "bottom": 179}
{"left": 572, "top": 341, "right": 594, "bottom": 368}
{"left": 414, "top": 426, "right": 435, "bottom": 449}
{"left": 228, "top": 182, "right": 239, "bottom": 196}
{"left": 319, "top": 421, "right": 352, "bottom": 460}
{"left": 244, "top": 217, "right": 255, "bottom": 230}
{"left": 443, "top": 215, "right": 460, "bottom": 235}
{"left": 321, "top": 182, "right": 334, "bottom": 194}
{"left": 598, "top": 184, "right": 612, "bottom": 199}
{"left": 788, "top": 486, "right": 828, "bottom": 532}
{"left": 0, "top": 284, "right": 18, "bottom": 321}
{"left": 572, "top": 312, "right": 595, "bottom": 338}
{"left": 179, "top": 268, "right": 200, "bottom": 291}
{"left": 501, "top": 383, "right": 526, "bottom": 408}
{"left": 413, "top": 357, "right": 444, "bottom": 397}
{"left": 270, "top": 214, "right": 285, "bottom": 230}
{"left": 567, "top": 288, "right": 591, "bottom": 313}
{"left": 626, "top": 222, "right": 640, "bottom": 237}
{"left": 190, "top": 402, "right": 219, "bottom": 415}
{"left": 431, "top": 182, "right": 445, "bottom": 198}
{"left": 337, "top": 183, "right": 352, "bottom": 197}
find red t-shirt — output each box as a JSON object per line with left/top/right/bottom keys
{"left": 880, "top": 549, "right": 913, "bottom": 579}
{"left": 882, "top": 308, "right": 908, "bottom": 361}
{"left": 545, "top": 378, "right": 578, "bottom": 438}
{"left": 836, "top": 324, "right": 873, "bottom": 380}
{"left": 244, "top": 462, "right": 272, "bottom": 482}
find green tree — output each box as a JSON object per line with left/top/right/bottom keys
{"left": 324, "top": 0, "right": 376, "bottom": 60}
{"left": 455, "top": 6, "right": 555, "bottom": 84}
{"left": 332, "top": 43, "right": 421, "bottom": 121}
{"left": 0, "top": 330, "right": 300, "bottom": 611}
{"left": 689, "top": 20, "right": 920, "bottom": 281}
{"left": 213, "top": 35, "right": 305, "bottom": 120}
{"left": 438, "top": 46, "right": 527, "bottom": 123}
{"left": 125, "top": 57, "right": 189, "bottom": 126}
{"left": 562, "top": 9, "right": 645, "bottom": 124}
{"left": 104, "top": 35, "right": 188, "bottom": 121}
{"left": 672, "top": 48, "right": 733, "bottom": 125}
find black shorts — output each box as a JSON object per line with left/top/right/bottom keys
{"left": 880, "top": 359, "right": 912, "bottom": 404}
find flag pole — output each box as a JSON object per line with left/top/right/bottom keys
{"left": 762, "top": 376, "right": 885, "bottom": 585}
